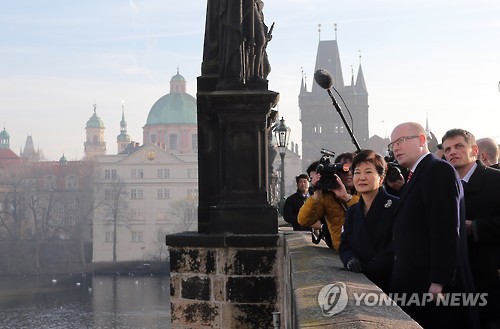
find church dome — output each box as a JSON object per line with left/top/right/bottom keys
{"left": 86, "top": 105, "right": 105, "bottom": 128}
{"left": 145, "top": 71, "right": 197, "bottom": 125}
{"left": 0, "top": 128, "right": 10, "bottom": 139}
{"left": 59, "top": 154, "right": 67, "bottom": 165}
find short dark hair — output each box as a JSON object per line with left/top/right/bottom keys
{"left": 442, "top": 128, "right": 476, "bottom": 147}
{"left": 295, "top": 174, "right": 309, "bottom": 184}
{"left": 334, "top": 152, "right": 355, "bottom": 164}
{"left": 306, "top": 160, "right": 320, "bottom": 177}
{"left": 351, "top": 149, "right": 387, "bottom": 177}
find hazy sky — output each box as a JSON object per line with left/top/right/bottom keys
{"left": 1, "top": 0, "right": 500, "bottom": 161}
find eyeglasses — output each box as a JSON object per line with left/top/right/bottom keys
{"left": 388, "top": 135, "right": 419, "bottom": 152}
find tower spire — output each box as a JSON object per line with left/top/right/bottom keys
{"left": 334, "top": 23, "right": 337, "bottom": 40}
{"left": 318, "top": 24, "right": 321, "bottom": 41}
{"left": 300, "top": 67, "right": 306, "bottom": 94}
{"left": 117, "top": 100, "right": 131, "bottom": 154}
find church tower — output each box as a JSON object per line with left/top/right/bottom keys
{"left": 116, "top": 102, "right": 131, "bottom": 154}
{"left": 20, "top": 134, "right": 42, "bottom": 162}
{"left": 84, "top": 104, "right": 106, "bottom": 160}
{"left": 142, "top": 69, "right": 197, "bottom": 154}
{"left": 299, "top": 25, "right": 369, "bottom": 168}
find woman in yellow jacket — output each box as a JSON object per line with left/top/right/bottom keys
{"left": 298, "top": 154, "right": 359, "bottom": 250}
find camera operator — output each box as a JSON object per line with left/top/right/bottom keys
{"left": 298, "top": 152, "right": 360, "bottom": 251}
{"left": 383, "top": 152, "right": 407, "bottom": 197}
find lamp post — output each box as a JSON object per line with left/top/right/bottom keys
{"left": 273, "top": 117, "right": 290, "bottom": 215}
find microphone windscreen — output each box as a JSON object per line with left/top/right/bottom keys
{"left": 314, "top": 69, "right": 334, "bottom": 89}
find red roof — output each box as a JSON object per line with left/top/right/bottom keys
{"left": 0, "top": 148, "right": 22, "bottom": 166}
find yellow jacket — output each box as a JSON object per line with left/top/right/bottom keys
{"left": 298, "top": 192, "right": 359, "bottom": 250}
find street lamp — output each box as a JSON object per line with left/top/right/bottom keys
{"left": 273, "top": 117, "right": 290, "bottom": 215}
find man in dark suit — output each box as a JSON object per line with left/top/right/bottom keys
{"left": 442, "top": 129, "right": 500, "bottom": 328}
{"left": 389, "top": 122, "right": 479, "bottom": 329}
{"left": 283, "top": 173, "right": 311, "bottom": 231}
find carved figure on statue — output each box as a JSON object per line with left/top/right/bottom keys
{"left": 201, "top": 0, "right": 273, "bottom": 90}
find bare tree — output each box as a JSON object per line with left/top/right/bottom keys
{"left": 168, "top": 198, "right": 198, "bottom": 232}
{"left": 99, "top": 177, "right": 129, "bottom": 263}
{"left": 0, "top": 168, "right": 29, "bottom": 271}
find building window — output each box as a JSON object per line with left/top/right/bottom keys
{"left": 54, "top": 202, "right": 64, "bottom": 214}
{"left": 169, "top": 134, "right": 178, "bottom": 150}
{"left": 157, "top": 168, "right": 170, "bottom": 178}
{"left": 131, "top": 208, "right": 145, "bottom": 221}
{"left": 131, "top": 231, "right": 144, "bottom": 242}
{"left": 105, "top": 231, "right": 114, "bottom": 243}
{"left": 131, "top": 168, "right": 144, "bottom": 179}
{"left": 67, "top": 200, "right": 77, "bottom": 210}
{"left": 130, "top": 189, "right": 143, "bottom": 199}
{"left": 44, "top": 175, "right": 57, "bottom": 190}
{"left": 192, "top": 134, "right": 198, "bottom": 150}
{"left": 104, "top": 169, "right": 117, "bottom": 179}
{"left": 65, "top": 215, "right": 76, "bottom": 226}
{"left": 157, "top": 188, "right": 170, "bottom": 199}
{"left": 104, "top": 189, "right": 113, "bottom": 199}
{"left": 65, "top": 175, "right": 78, "bottom": 189}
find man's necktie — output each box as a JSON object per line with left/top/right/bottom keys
{"left": 407, "top": 170, "right": 413, "bottom": 182}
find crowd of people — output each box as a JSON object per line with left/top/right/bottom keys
{"left": 282, "top": 122, "right": 500, "bottom": 329}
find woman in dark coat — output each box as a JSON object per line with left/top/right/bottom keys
{"left": 339, "top": 150, "right": 399, "bottom": 292}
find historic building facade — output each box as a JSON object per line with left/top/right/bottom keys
{"left": 92, "top": 71, "right": 198, "bottom": 263}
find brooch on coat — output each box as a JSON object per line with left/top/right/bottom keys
{"left": 384, "top": 199, "right": 393, "bottom": 208}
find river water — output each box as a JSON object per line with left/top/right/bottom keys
{"left": 0, "top": 273, "right": 171, "bottom": 329}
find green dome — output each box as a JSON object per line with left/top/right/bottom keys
{"left": 86, "top": 111, "right": 105, "bottom": 128}
{"left": 0, "top": 128, "right": 10, "bottom": 139}
{"left": 59, "top": 154, "right": 67, "bottom": 165}
{"left": 171, "top": 73, "right": 185, "bottom": 81}
{"left": 145, "top": 71, "right": 197, "bottom": 125}
{"left": 117, "top": 132, "right": 130, "bottom": 142}
{"left": 86, "top": 105, "right": 105, "bottom": 129}
{"left": 146, "top": 90, "right": 197, "bottom": 125}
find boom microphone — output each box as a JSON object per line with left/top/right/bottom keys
{"left": 313, "top": 68, "right": 361, "bottom": 152}
{"left": 314, "top": 68, "right": 334, "bottom": 89}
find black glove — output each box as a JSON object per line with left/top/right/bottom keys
{"left": 346, "top": 257, "right": 362, "bottom": 273}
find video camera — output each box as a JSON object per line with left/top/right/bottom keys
{"left": 384, "top": 152, "right": 407, "bottom": 183}
{"left": 315, "top": 149, "right": 350, "bottom": 190}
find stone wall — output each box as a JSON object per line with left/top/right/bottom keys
{"left": 167, "top": 233, "right": 282, "bottom": 329}
{"left": 282, "top": 230, "right": 421, "bottom": 328}
{"left": 166, "top": 229, "right": 421, "bottom": 328}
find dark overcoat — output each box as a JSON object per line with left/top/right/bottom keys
{"left": 339, "top": 187, "right": 399, "bottom": 292}
{"left": 391, "top": 153, "right": 479, "bottom": 329}
{"left": 463, "top": 160, "right": 500, "bottom": 324}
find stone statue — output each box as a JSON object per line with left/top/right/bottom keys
{"left": 201, "top": 0, "right": 273, "bottom": 90}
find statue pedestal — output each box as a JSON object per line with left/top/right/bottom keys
{"left": 196, "top": 86, "right": 279, "bottom": 234}
{"left": 166, "top": 233, "right": 282, "bottom": 328}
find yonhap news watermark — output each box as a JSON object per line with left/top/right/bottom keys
{"left": 317, "top": 282, "right": 488, "bottom": 317}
